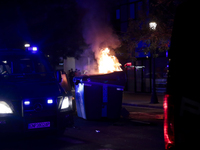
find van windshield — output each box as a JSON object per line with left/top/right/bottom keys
{"left": 0, "top": 54, "right": 54, "bottom": 78}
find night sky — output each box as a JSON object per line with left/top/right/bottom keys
{"left": 0, "top": 0, "right": 83, "bottom": 58}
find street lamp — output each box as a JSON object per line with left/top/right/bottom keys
{"left": 149, "top": 21, "right": 158, "bottom": 104}
{"left": 149, "top": 22, "right": 157, "bottom": 30}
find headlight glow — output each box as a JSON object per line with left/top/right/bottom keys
{"left": 0, "top": 101, "right": 13, "bottom": 114}
{"left": 61, "top": 97, "right": 69, "bottom": 109}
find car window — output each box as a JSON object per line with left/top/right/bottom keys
{"left": 0, "top": 55, "right": 51, "bottom": 75}
{"left": 34, "top": 60, "right": 47, "bottom": 73}
{"left": 13, "top": 59, "right": 33, "bottom": 74}
{"left": 0, "top": 61, "right": 11, "bottom": 74}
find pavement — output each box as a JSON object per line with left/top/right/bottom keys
{"left": 122, "top": 92, "right": 164, "bottom": 109}
{"left": 122, "top": 92, "right": 164, "bottom": 121}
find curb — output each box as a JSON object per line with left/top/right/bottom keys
{"left": 129, "top": 112, "right": 164, "bottom": 120}
{"left": 122, "top": 103, "right": 163, "bottom": 109}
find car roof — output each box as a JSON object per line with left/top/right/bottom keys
{"left": 0, "top": 49, "right": 41, "bottom": 57}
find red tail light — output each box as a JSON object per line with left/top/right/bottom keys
{"left": 163, "top": 94, "right": 175, "bottom": 149}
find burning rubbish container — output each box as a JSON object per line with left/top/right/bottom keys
{"left": 73, "top": 71, "right": 126, "bottom": 120}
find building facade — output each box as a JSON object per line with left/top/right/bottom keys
{"left": 112, "top": 0, "right": 168, "bottom": 93}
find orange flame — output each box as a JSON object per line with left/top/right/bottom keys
{"left": 98, "top": 48, "right": 122, "bottom": 74}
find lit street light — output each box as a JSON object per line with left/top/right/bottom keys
{"left": 149, "top": 22, "right": 157, "bottom": 30}
{"left": 149, "top": 21, "right": 158, "bottom": 104}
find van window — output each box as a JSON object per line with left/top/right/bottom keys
{"left": 0, "top": 55, "right": 52, "bottom": 77}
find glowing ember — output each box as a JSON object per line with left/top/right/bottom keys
{"left": 98, "top": 48, "right": 122, "bottom": 74}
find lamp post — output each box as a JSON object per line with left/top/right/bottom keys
{"left": 149, "top": 22, "right": 158, "bottom": 104}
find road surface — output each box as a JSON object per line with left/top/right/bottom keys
{"left": 0, "top": 107, "right": 165, "bottom": 150}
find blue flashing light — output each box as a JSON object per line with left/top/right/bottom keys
{"left": 27, "top": 47, "right": 38, "bottom": 52}
{"left": 166, "top": 51, "right": 168, "bottom": 57}
{"left": 32, "top": 47, "right": 37, "bottom": 51}
{"left": 47, "top": 99, "right": 53, "bottom": 104}
{"left": 24, "top": 100, "right": 30, "bottom": 105}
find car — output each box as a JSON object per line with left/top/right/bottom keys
{"left": 164, "top": 1, "right": 199, "bottom": 149}
{"left": 0, "top": 48, "right": 74, "bottom": 137}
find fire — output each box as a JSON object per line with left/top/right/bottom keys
{"left": 98, "top": 48, "right": 122, "bottom": 74}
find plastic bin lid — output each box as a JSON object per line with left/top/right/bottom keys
{"left": 73, "top": 71, "right": 126, "bottom": 86}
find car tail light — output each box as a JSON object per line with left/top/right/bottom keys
{"left": 163, "top": 94, "right": 175, "bottom": 149}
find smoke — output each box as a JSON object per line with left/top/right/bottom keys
{"left": 77, "top": 0, "right": 121, "bottom": 74}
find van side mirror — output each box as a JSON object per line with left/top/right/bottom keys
{"left": 55, "top": 70, "right": 62, "bottom": 83}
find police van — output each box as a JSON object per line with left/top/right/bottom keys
{"left": 0, "top": 48, "right": 74, "bottom": 136}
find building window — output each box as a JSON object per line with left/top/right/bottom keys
{"left": 130, "top": 3, "right": 135, "bottom": 19}
{"left": 121, "top": 22, "right": 128, "bottom": 32}
{"left": 116, "top": 9, "right": 120, "bottom": 19}
{"left": 121, "top": 5, "right": 128, "bottom": 22}
{"left": 138, "top": 1, "right": 143, "bottom": 10}
{"left": 137, "top": 1, "right": 144, "bottom": 19}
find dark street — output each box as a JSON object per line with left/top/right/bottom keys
{"left": 0, "top": 92, "right": 165, "bottom": 150}
{"left": 0, "top": 115, "right": 164, "bottom": 150}
{"left": 0, "top": 0, "right": 184, "bottom": 149}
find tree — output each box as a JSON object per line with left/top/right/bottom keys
{"left": 119, "top": 0, "right": 184, "bottom": 103}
